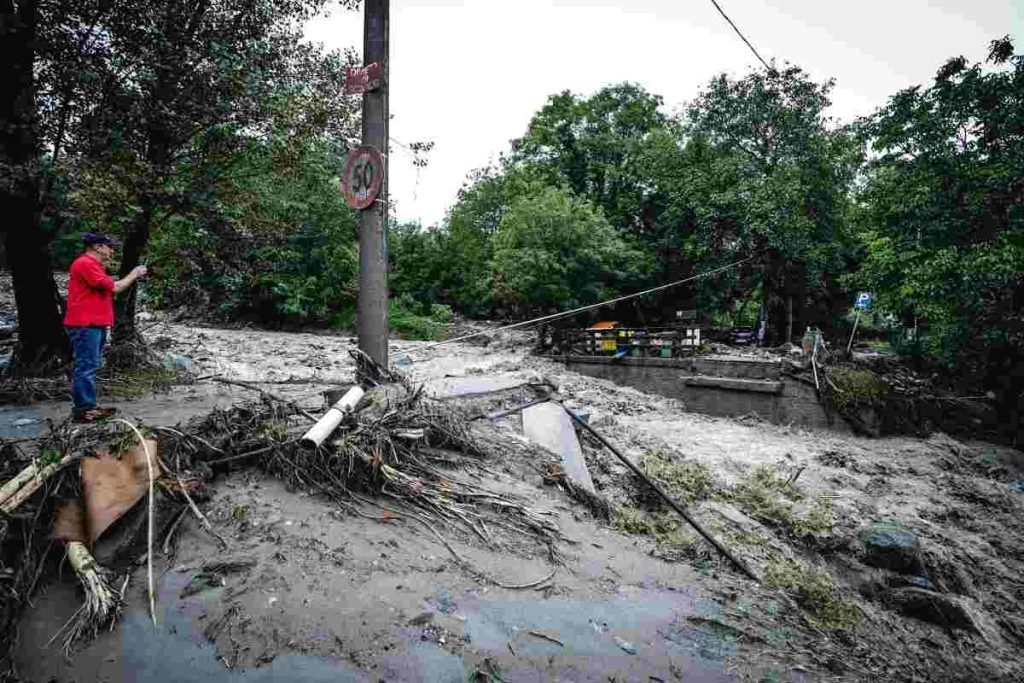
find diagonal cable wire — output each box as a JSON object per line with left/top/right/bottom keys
{"left": 708, "top": 0, "right": 773, "bottom": 71}
{"left": 407, "top": 255, "right": 757, "bottom": 357}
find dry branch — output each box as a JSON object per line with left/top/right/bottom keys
{"left": 206, "top": 376, "right": 319, "bottom": 423}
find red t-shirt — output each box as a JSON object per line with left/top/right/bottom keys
{"left": 64, "top": 254, "right": 115, "bottom": 327}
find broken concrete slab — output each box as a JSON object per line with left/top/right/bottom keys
{"left": 522, "top": 402, "right": 596, "bottom": 495}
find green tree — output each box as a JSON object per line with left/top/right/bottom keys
{"left": 145, "top": 128, "right": 359, "bottom": 325}
{"left": 684, "top": 65, "right": 860, "bottom": 342}
{"left": 509, "top": 83, "right": 671, "bottom": 236}
{"left": 57, "top": 0, "right": 357, "bottom": 345}
{"left": 850, "top": 37, "right": 1024, "bottom": 438}
{"left": 389, "top": 221, "right": 446, "bottom": 305}
{"left": 410, "top": 165, "right": 554, "bottom": 316}
{"left": 491, "top": 185, "right": 643, "bottom": 314}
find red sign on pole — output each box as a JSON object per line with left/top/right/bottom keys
{"left": 344, "top": 61, "right": 385, "bottom": 95}
{"left": 341, "top": 146, "right": 385, "bottom": 210}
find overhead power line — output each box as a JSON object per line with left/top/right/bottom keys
{"left": 408, "top": 255, "right": 756, "bottom": 357}
{"left": 708, "top": 0, "right": 773, "bottom": 71}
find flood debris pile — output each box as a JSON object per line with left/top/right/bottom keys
{"left": 156, "top": 382, "right": 568, "bottom": 584}
{"left": 281, "top": 386, "right": 563, "bottom": 571}
{"left": 0, "top": 421, "right": 161, "bottom": 659}
{"left": 0, "top": 442, "right": 77, "bottom": 662}
{"left": 1, "top": 383, "right": 573, "bottom": 663}
{"left": 2, "top": 342, "right": 1023, "bottom": 682}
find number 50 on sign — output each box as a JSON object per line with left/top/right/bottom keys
{"left": 341, "top": 146, "right": 385, "bottom": 210}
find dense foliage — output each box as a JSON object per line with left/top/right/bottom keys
{"left": 2, "top": 0, "right": 366, "bottom": 361}
{"left": 388, "top": 39, "right": 1022, "bottom": 433}
{"left": 392, "top": 41, "right": 1020, "bottom": 375}
{"left": 392, "top": 71, "right": 859, "bottom": 339}
{"left": 849, "top": 38, "right": 1023, "bottom": 367}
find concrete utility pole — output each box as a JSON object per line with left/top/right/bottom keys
{"left": 357, "top": 0, "right": 389, "bottom": 370}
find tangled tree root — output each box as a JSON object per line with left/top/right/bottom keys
{"left": 49, "top": 542, "right": 128, "bottom": 656}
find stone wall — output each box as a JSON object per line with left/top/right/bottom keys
{"left": 554, "top": 356, "right": 845, "bottom": 432}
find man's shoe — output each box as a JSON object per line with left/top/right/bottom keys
{"left": 72, "top": 409, "right": 103, "bottom": 423}
{"left": 72, "top": 407, "right": 117, "bottom": 424}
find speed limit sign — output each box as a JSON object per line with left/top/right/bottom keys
{"left": 341, "top": 146, "right": 384, "bottom": 210}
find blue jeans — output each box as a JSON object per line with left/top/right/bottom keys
{"left": 67, "top": 327, "right": 106, "bottom": 412}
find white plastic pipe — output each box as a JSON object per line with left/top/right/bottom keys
{"left": 300, "top": 386, "right": 365, "bottom": 449}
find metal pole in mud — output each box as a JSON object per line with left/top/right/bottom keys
{"left": 561, "top": 406, "right": 760, "bottom": 582}
{"left": 356, "top": 0, "right": 390, "bottom": 371}
{"left": 846, "top": 308, "right": 861, "bottom": 356}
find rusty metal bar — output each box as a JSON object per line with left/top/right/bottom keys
{"left": 561, "top": 404, "right": 760, "bottom": 582}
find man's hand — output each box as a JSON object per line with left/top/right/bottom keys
{"left": 114, "top": 265, "right": 149, "bottom": 293}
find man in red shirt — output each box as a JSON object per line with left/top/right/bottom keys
{"left": 64, "top": 232, "right": 147, "bottom": 423}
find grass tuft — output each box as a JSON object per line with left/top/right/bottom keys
{"left": 793, "top": 495, "right": 835, "bottom": 536}
{"left": 726, "top": 466, "right": 837, "bottom": 537}
{"left": 613, "top": 506, "right": 696, "bottom": 549}
{"left": 830, "top": 368, "right": 888, "bottom": 412}
{"left": 641, "top": 451, "right": 712, "bottom": 505}
{"left": 764, "top": 557, "right": 859, "bottom": 630}
{"left": 728, "top": 465, "right": 799, "bottom": 525}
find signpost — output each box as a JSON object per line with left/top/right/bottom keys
{"left": 847, "top": 292, "right": 873, "bottom": 354}
{"left": 341, "top": 146, "right": 385, "bottom": 210}
{"left": 355, "top": 0, "right": 389, "bottom": 372}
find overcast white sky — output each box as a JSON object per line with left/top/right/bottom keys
{"left": 305, "top": 0, "right": 1020, "bottom": 228}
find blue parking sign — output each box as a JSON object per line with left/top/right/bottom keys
{"left": 854, "top": 292, "right": 873, "bottom": 310}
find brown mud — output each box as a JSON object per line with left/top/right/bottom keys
{"left": 1, "top": 307, "right": 1023, "bottom": 682}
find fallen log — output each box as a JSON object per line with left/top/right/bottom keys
{"left": 0, "top": 461, "right": 44, "bottom": 504}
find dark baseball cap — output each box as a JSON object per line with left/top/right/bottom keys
{"left": 82, "top": 232, "right": 122, "bottom": 247}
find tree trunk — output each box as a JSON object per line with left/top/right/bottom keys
{"left": 0, "top": 0, "right": 69, "bottom": 372}
{"left": 761, "top": 249, "right": 787, "bottom": 345}
{"left": 112, "top": 25, "right": 177, "bottom": 350}
{"left": 113, "top": 200, "right": 152, "bottom": 343}
{"left": 785, "top": 294, "right": 794, "bottom": 344}
{"left": 7, "top": 230, "right": 68, "bottom": 370}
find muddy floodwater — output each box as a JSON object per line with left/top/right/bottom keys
{"left": 4, "top": 315, "right": 1024, "bottom": 682}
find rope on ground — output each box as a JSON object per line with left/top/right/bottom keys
{"left": 407, "top": 256, "right": 755, "bottom": 360}
{"left": 112, "top": 419, "right": 157, "bottom": 627}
